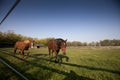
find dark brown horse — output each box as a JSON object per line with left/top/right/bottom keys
{"left": 14, "top": 40, "right": 33, "bottom": 58}
{"left": 48, "top": 38, "right": 67, "bottom": 61}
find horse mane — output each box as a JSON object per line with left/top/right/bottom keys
{"left": 55, "top": 38, "right": 66, "bottom": 48}
{"left": 24, "top": 40, "right": 31, "bottom": 44}
{"left": 56, "top": 38, "right": 65, "bottom": 42}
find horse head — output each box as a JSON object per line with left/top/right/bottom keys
{"left": 60, "top": 39, "right": 67, "bottom": 55}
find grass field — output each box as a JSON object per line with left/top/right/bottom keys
{"left": 0, "top": 47, "right": 120, "bottom": 80}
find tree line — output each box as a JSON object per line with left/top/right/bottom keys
{"left": 0, "top": 30, "right": 33, "bottom": 47}
{"left": 0, "top": 30, "right": 120, "bottom": 47}
{"left": 67, "top": 40, "right": 120, "bottom": 46}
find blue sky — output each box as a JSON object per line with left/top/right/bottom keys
{"left": 0, "top": 0, "right": 120, "bottom": 42}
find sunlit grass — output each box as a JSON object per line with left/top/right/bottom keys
{"left": 0, "top": 47, "right": 120, "bottom": 80}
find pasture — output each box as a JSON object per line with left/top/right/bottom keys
{"left": 0, "top": 47, "right": 120, "bottom": 80}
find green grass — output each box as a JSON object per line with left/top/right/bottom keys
{"left": 0, "top": 62, "right": 22, "bottom": 80}
{"left": 0, "top": 47, "right": 120, "bottom": 80}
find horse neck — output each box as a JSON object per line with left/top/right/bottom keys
{"left": 54, "top": 40, "right": 60, "bottom": 48}
{"left": 24, "top": 40, "right": 32, "bottom": 47}
{"left": 24, "top": 40, "right": 30, "bottom": 43}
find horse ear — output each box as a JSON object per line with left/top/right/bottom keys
{"left": 65, "top": 39, "right": 67, "bottom": 42}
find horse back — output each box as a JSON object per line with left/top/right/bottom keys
{"left": 48, "top": 40, "right": 59, "bottom": 50}
{"left": 14, "top": 41, "right": 30, "bottom": 50}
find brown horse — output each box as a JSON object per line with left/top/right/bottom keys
{"left": 14, "top": 40, "right": 33, "bottom": 58}
{"left": 48, "top": 38, "right": 67, "bottom": 61}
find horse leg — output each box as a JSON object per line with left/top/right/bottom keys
{"left": 18, "top": 50, "right": 20, "bottom": 54}
{"left": 54, "top": 52, "right": 57, "bottom": 63}
{"left": 52, "top": 50, "right": 54, "bottom": 58}
{"left": 57, "top": 50, "right": 62, "bottom": 62}
{"left": 17, "top": 49, "right": 21, "bottom": 57}
{"left": 56, "top": 49, "right": 60, "bottom": 54}
{"left": 14, "top": 48, "right": 17, "bottom": 56}
{"left": 56, "top": 50, "right": 60, "bottom": 62}
{"left": 49, "top": 48, "right": 51, "bottom": 58}
{"left": 26, "top": 50, "right": 29, "bottom": 58}
{"left": 54, "top": 50, "right": 59, "bottom": 62}
{"left": 22, "top": 50, "right": 25, "bottom": 59}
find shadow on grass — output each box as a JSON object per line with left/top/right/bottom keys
{"left": 61, "top": 62, "right": 120, "bottom": 75}
{"left": 30, "top": 53, "right": 48, "bottom": 57}
{"left": 24, "top": 59, "right": 94, "bottom": 80}
{"left": 1, "top": 50, "right": 120, "bottom": 75}
{"left": 63, "top": 70, "right": 93, "bottom": 80}
{"left": 0, "top": 59, "right": 22, "bottom": 80}
{"left": 29, "top": 53, "right": 120, "bottom": 75}
{"left": 29, "top": 54, "right": 120, "bottom": 75}
{"left": 0, "top": 51, "right": 94, "bottom": 80}
{"left": 56, "top": 54, "right": 69, "bottom": 63}
{"left": 30, "top": 53, "right": 69, "bottom": 62}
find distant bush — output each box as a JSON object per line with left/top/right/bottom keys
{"left": 0, "top": 30, "right": 120, "bottom": 47}
{"left": 34, "top": 37, "right": 55, "bottom": 47}
{"left": 0, "top": 30, "right": 32, "bottom": 47}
